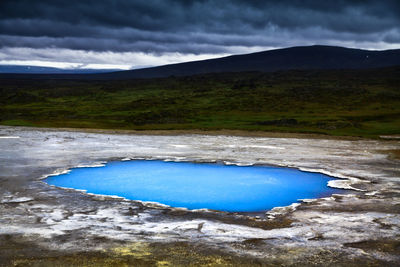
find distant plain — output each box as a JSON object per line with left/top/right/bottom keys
{"left": 1, "top": 67, "right": 399, "bottom": 138}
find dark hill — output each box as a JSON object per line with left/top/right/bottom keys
{"left": 0, "top": 65, "right": 119, "bottom": 74}
{"left": 1, "top": 45, "right": 399, "bottom": 80}
{"left": 95, "top": 45, "right": 400, "bottom": 79}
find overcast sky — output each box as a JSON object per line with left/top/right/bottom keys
{"left": 0, "top": 0, "right": 399, "bottom": 69}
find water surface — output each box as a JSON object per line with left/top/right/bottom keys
{"left": 46, "top": 160, "right": 345, "bottom": 212}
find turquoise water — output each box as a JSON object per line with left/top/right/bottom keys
{"left": 45, "top": 160, "right": 345, "bottom": 212}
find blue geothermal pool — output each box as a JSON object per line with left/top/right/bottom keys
{"left": 45, "top": 160, "right": 345, "bottom": 212}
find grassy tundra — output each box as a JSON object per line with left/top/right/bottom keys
{"left": 1, "top": 67, "right": 399, "bottom": 138}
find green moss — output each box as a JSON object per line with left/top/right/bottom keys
{"left": 0, "top": 119, "right": 37, "bottom": 127}
{"left": 1, "top": 67, "right": 400, "bottom": 138}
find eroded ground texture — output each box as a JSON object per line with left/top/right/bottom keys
{"left": 0, "top": 126, "right": 399, "bottom": 266}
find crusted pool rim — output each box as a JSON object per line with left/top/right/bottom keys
{"left": 0, "top": 125, "right": 399, "bottom": 266}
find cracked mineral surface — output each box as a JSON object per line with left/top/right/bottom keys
{"left": 0, "top": 126, "right": 399, "bottom": 266}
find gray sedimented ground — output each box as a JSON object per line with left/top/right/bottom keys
{"left": 0, "top": 126, "right": 399, "bottom": 266}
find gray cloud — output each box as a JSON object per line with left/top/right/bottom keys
{"left": 0, "top": 0, "right": 399, "bottom": 67}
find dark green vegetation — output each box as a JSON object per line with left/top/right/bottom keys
{"left": 1, "top": 67, "right": 399, "bottom": 138}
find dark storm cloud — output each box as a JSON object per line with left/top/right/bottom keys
{"left": 0, "top": 0, "right": 399, "bottom": 56}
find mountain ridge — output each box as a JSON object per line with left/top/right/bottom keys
{"left": 95, "top": 45, "right": 400, "bottom": 79}
{"left": 0, "top": 65, "right": 120, "bottom": 74}
{"left": 1, "top": 45, "right": 399, "bottom": 79}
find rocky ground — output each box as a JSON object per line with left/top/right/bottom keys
{"left": 0, "top": 126, "right": 399, "bottom": 266}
